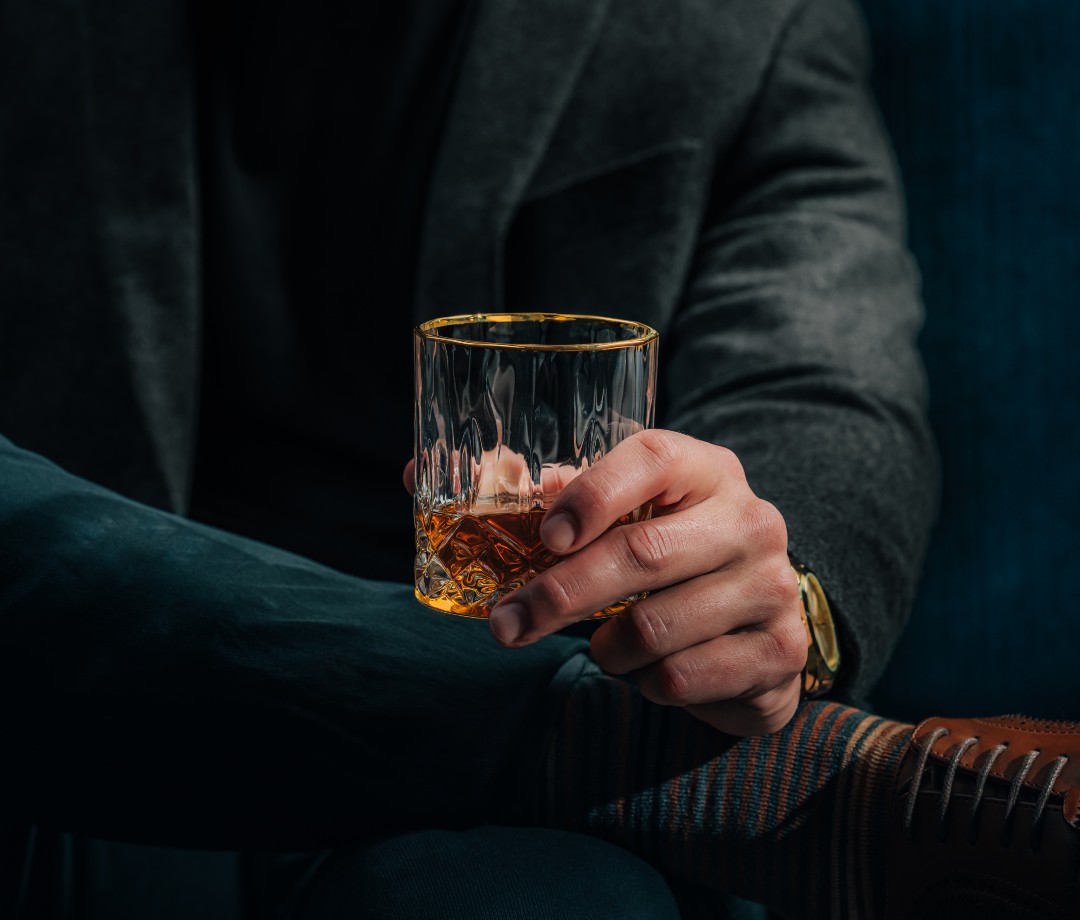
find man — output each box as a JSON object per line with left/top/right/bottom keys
{"left": 1, "top": 0, "right": 1076, "bottom": 918}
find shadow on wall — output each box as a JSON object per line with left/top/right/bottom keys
{"left": 863, "top": 0, "right": 1080, "bottom": 720}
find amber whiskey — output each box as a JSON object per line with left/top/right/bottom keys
{"left": 414, "top": 501, "right": 642, "bottom": 618}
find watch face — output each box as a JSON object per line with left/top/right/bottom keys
{"left": 796, "top": 567, "right": 840, "bottom": 698}
{"left": 804, "top": 572, "right": 841, "bottom": 673}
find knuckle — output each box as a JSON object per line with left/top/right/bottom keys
{"left": 710, "top": 443, "right": 743, "bottom": 476}
{"left": 636, "top": 429, "right": 685, "bottom": 471}
{"left": 621, "top": 520, "right": 675, "bottom": 575}
{"left": 740, "top": 499, "right": 788, "bottom": 552}
{"left": 758, "top": 558, "right": 800, "bottom": 609}
{"left": 653, "top": 657, "right": 695, "bottom": 707}
{"left": 703, "top": 443, "right": 749, "bottom": 491}
{"left": 766, "top": 617, "right": 809, "bottom": 677}
{"left": 568, "top": 471, "right": 617, "bottom": 521}
{"left": 530, "top": 571, "right": 579, "bottom": 620}
{"left": 623, "top": 604, "right": 673, "bottom": 658}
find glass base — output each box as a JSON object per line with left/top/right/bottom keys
{"left": 413, "top": 587, "right": 642, "bottom": 621}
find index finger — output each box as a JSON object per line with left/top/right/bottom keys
{"left": 539, "top": 430, "right": 735, "bottom": 554}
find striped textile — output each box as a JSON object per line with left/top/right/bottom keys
{"left": 537, "top": 668, "right": 912, "bottom": 919}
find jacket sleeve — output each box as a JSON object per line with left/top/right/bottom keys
{"left": 0, "top": 435, "right": 579, "bottom": 848}
{"left": 662, "top": 0, "right": 938, "bottom": 702}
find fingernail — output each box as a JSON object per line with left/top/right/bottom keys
{"left": 490, "top": 602, "right": 527, "bottom": 646}
{"left": 541, "top": 512, "right": 577, "bottom": 553}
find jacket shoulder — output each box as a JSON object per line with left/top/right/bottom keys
{"left": 531, "top": 0, "right": 810, "bottom": 188}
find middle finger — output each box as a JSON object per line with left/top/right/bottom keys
{"left": 490, "top": 497, "right": 735, "bottom": 646}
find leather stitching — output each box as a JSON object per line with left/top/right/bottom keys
{"left": 975, "top": 717, "right": 1080, "bottom": 735}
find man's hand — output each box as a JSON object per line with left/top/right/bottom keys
{"left": 404, "top": 430, "right": 806, "bottom": 736}
{"left": 498, "top": 430, "right": 806, "bottom": 736}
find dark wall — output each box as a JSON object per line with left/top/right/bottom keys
{"left": 863, "top": 0, "right": 1080, "bottom": 719}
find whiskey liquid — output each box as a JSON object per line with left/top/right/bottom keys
{"left": 414, "top": 502, "right": 642, "bottom": 618}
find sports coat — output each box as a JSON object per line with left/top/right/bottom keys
{"left": 0, "top": 0, "right": 936, "bottom": 906}
{"left": 0, "top": 0, "right": 935, "bottom": 698}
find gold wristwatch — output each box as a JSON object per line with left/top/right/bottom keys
{"left": 791, "top": 558, "right": 840, "bottom": 698}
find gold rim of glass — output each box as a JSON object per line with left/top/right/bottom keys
{"left": 415, "top": 312, "right": 659, "bottom": 351}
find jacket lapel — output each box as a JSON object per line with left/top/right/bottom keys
{"left": 40, "top": 0, "right": 611, "bottom": 507}
{"left": 414, "top": 0, "right": 612, "bottom": 321}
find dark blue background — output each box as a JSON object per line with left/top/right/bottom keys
{"left": 864, "top": 0, "right": 1080, "bottom": 719}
